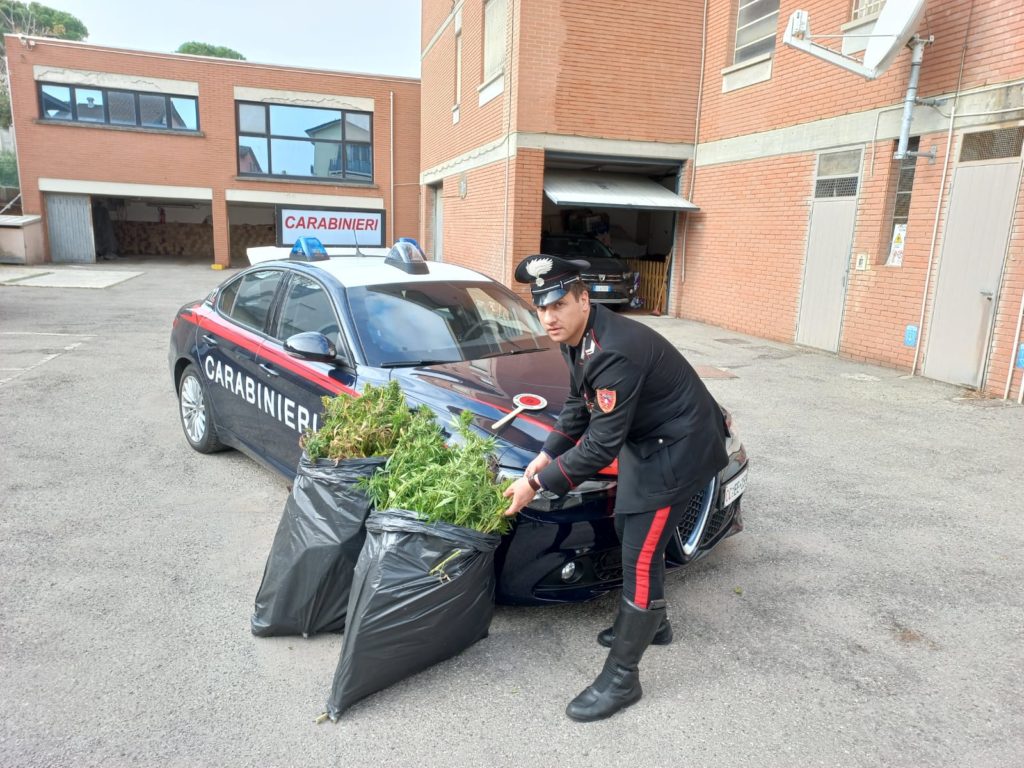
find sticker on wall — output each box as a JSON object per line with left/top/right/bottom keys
{"left": 904, "top": 324, "right": 918, "bottom": 347}
{"left": 886, "top": 223, "right": 906, "bottom": 267}
{"left": 1017, "top": 343, "right": 1024, "bottom": 369}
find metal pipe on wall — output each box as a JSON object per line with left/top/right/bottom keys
{"left": 390, "top": 90, "right": 395, "bottom": 245}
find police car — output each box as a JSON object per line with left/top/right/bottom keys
{"left": 168, "top": 238, "right": 748, "bottom": 604}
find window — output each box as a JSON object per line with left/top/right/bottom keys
{"left": 236, "top": 102, "right": 373, "bottom": 182}
{"left": 37, "top": 82, "right": 199, "bottom": 131}
{"left": 454, "top": 17, "right": 463, "bottom": 106}
{"left": 852, "top": 0, "right": 885, "bottom": 20}
{"left": 483, "top": 0, "right": 506, "bottom": 82}
{"left": 891, "top": 137, "right": 920, "bottom": 227}
{"left": 734, "top": 0, "right": 780, "bottom": 64}
{"left": 276, "top": 275, "right": 340, "bottom": 349}
{"left": 218, "top": 270, "right": 286, "bottom": 331}
{"left": 814, "top": 148, "right": 861, "bottom": 198}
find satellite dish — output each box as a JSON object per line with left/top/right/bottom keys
{"left": 783, "top": 0, "right": 928, "bottom": 80}
{"left": 863, "top": 0, "right": 928, "bottom": 73}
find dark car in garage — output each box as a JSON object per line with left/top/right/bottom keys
{"left": 539, "top": 234, "right": 637, "bottom": 307}
{"left": 168, "top": 241, "right": 747, "bottom": 604}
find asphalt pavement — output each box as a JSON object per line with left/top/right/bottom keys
{"left": 1, "top": 259, "right": 1021, "bottom": 768}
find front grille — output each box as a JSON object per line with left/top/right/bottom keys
{"left": 700, "top": 502, "right": 732, "bottom": 544}
{"left": 676, "top": 488, "right": 706, "bottom": 540}
{"left": 592, "top": 548, "right": 623, "bottom": 582}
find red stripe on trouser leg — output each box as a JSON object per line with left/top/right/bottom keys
{"left": 633, "top": 506, "right": 671, "bottom": 609}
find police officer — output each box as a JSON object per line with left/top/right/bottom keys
{"left": 503, "top": 254, "right": 728, "bottom": 722}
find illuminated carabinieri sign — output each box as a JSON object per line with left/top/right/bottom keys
{"left": 277, "top": 206, "right": 386, "bottom": 248}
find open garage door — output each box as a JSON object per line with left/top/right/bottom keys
{"left": 541, "top": 159, "right": 695, "bottom": 313}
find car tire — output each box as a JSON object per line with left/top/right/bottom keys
{"left": 177, "top": 364, "right": 227, "bottom": 453}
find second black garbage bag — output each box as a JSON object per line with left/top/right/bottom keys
{"left": 326, "top": 508, "right": 500, "bottom": 719}
{"left": 250, "top": 454, "right": 387, "bottom": 638}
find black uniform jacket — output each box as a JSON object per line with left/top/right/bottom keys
{"left": 536, "top": 305, "right": 728, "bottom": 514}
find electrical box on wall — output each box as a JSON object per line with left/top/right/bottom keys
{"left": 855, "top": 252, "right": 869, "bottom": 270}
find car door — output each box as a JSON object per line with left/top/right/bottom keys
{"left": 256, "top": 271, "right": 359, "bottom": 475}
{"left": 200, "top": 268, "right": 287, "bottom": 453}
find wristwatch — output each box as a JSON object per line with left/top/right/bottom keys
{"left": 527, "top": 473, "right": 542, "bottom": 491}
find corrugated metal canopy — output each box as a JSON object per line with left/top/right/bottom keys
{"left": 543, "top": 170, "right": 698, "bottom": 211}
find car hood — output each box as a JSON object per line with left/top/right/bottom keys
{"left": 392, "top": 347, "right": 569, "bottom": 470}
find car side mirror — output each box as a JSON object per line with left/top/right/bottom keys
{"left": 284, "top": 331, "right": 338, "bottom": 362}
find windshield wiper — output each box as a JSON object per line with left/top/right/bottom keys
{"left": 479, "top": 347, "right": 549, "bottom": 359}
{"left": 378, "top": 359, "right": 460, "bottom": 368}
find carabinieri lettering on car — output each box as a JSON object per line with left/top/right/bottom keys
{"left": 202, "top": 355, "right": 319, "bottom": 434}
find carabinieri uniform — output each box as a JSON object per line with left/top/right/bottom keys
{"left": 535, "top": 303, "right": 728, "bottom": 514}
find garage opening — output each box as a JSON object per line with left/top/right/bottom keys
{"left": 226, "top": 203, "right": 276, "bottom": 266}
{"left": 541, "top": 154, "right": 696, "bottom": 314}
{"left": 90, "top": 195, "right": 215, "bottom": 263}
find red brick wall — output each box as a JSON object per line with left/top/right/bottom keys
{"left": 682, "top": 1, "right": 1024, "bottom": 397}
{"left": 6, "top": 37, "right": 420, "bottom": 264}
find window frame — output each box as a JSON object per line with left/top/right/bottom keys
{"left": 235, "top": 101, "right": 374, "bottom": 184}
{"left": 733, "top": 0, "right": 780, "bottom": 66}
{"left": 852, "top": 0, "right": 886, "bottom": 21}
{"left": 36, "top": 81, "right": 200, "bottom": 132}
{"left": 482, "top": 0, "right": 507, "bottom": 84}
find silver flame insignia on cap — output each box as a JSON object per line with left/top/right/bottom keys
{"left": 525, "top": 257, "right": 553, "bottom": 286}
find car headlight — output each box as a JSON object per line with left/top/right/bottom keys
{"left": 497, "top": 468, "right": 617, "bottom": 511}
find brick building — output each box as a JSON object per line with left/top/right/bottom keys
{"left": 419, "top": 0, "right": 1024, "bottom": 399}
{"left": 5, "top": 36, "right": 420, "bottom": 267}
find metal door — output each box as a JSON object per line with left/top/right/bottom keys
{"left": 432, "top": 184, "right": 444, "bottom": 261}
{"left": 45, "top": 193, "right": 95, "bottom": 263}
{"left": 923, "top": 160, "right": 1020, "bottom": 388}
{"left": 796, "top": 198, "right": 857, "bottom": 351}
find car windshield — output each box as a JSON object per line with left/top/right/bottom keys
{"left": 347, "top": 280, "right": 548, "bottom": 366}
{"left": 542, "top": 238, "right": 618, "bottom": 261}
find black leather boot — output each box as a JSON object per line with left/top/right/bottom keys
{"left": 597, "top": 614, "right": 672, "bottom": 648}
{"left": 566, "top": 597, "right": 665, "bottom": 722}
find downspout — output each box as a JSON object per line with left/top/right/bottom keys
{"left": 390, "top": 90, "right": 395, "bottom": 244}
{"left": 501, "top": 0, "right": 515, "bottom": 282}
{"left": 673, "top": 0, "right": 709, "bottom": 314}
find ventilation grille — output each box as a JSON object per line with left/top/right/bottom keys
{"left": 815, "top": 177, "right": 859, "bottom": 198}
{"left": 960, "top": 128, "right": 1024, "bottom": 163}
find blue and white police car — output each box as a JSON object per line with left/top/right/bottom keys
{"left": 168, "top": 239, "right": 748, "bottom": 604}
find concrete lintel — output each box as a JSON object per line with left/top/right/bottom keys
{"left": 38, "top": 179, "right": 213, "bottom": 200}
{"left": 225, "top": 189, "right": 384, "bottom": 208}
{"left": 233, "top": 87, "right": 374, "bottom": 113}
{"left": 33, "top": 66, "right": 198, "bottom": 96}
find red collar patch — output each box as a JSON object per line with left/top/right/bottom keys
{"left": 596, "top": 389, "right": 616, "bottom": 413}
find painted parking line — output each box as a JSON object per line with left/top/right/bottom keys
{"left": 0, "top": 332, "right": 95, "bottom": 386}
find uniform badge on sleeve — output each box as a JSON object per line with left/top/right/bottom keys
{"left": 596, "top": 389, "right": 616, "bottom": 413}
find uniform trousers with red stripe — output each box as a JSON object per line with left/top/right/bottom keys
{"left": 615, "top": 491, "right": 699, "bottom": 608}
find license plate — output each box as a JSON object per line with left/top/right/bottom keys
{"left": 592, "top": 285, "right": 612, "bottom": 293}
{"left": 722, "top": 468, "right": 747, "bottom": 506}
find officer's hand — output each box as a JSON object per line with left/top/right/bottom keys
{"left": 525, "top": 452, "right": 551, "bottom": 479}
{"left": 503, "top": 476, "right": 537, "bottom": 517}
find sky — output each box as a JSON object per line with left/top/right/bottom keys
{"left": 45, "top": 0, "right": 423, "bottom": 78}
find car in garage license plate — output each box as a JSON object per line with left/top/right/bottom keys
{"left": 592, "top": 284, "right": 612, "bottom": 292}
{"left": 722, "top": 468, "right": 747, "bottom": 506}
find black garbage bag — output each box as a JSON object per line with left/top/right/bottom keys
{"left": 326, "top": 508, "right": 500, "bottom": 719}
{"left": 250, "top": 454, "right": 387, "bottom": 638}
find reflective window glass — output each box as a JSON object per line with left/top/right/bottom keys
{"left": 75, "top": 88, "right": 104, "bottom": 122}
{"left": 344, "top": 113, "right": 370, "bottom": 141}
{"left": 224, "top": 270, "right": 286, "bottom": 331}
{"left": 238, "top": 137, "right": 268, "bottom": 174}
{"left": 238, "top": 103, "right": 266, "bottom": 134}
{"left": 139, "top": 94, "right": 168, "bottom": 128}
{"left": 41, "top": 84, "right": 72, "bottom": 119}
{"left": 170, "top": 97, "right": 198, "bottom": 130}
{"left": 276, "top": 276, "right": 340, "bottom": 347}
{"left": 107, "top": 91, "right": 136, "bottom": 125}
{"left": 270, "top": 105, "right": 341, "bottom": 139}
{"left": 270, "top": 138, "right": 316, "bottom": 177}
{"left": 345, "top": 144, "right": 373, "bottom": 180}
